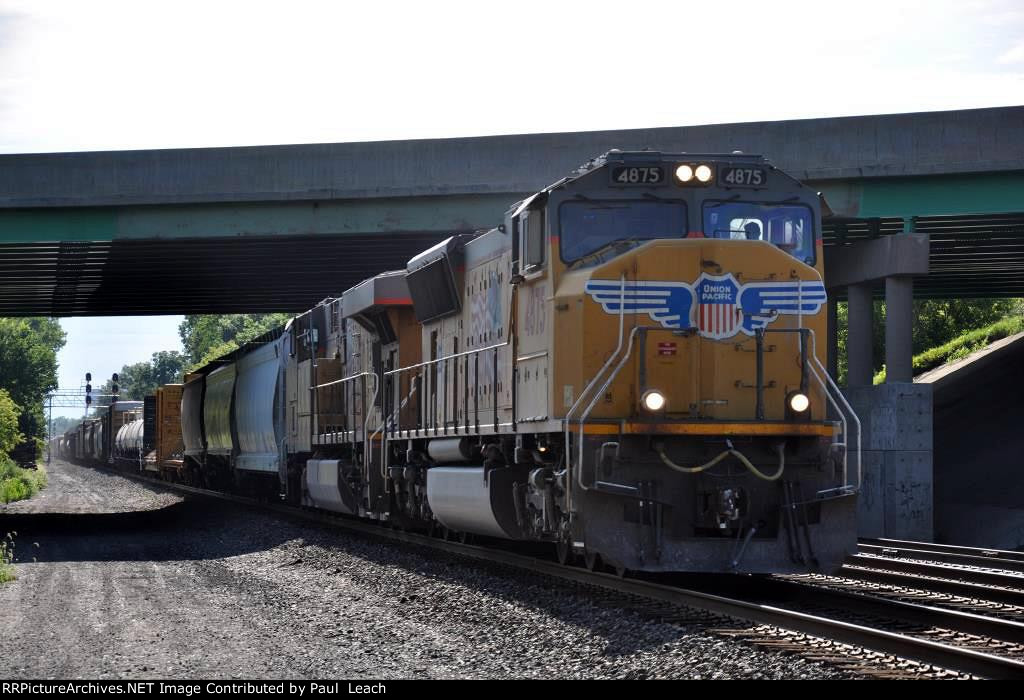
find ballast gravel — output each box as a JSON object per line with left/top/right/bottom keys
{"left": 0, "top": 459, "right": 859, "bottom": 679}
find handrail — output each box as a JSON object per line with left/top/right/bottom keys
{"left": 574, "top": 325, "right": 659, "bottom": 501}
{"left": 805, "top": 329, "right": 862, "bottom": 493}
{"left": 311, "top": 370, "right": 378, "bottom": 437}
{"left": 312, "top": 372, "right": 376, "bottom": 390}
{"left": 311, "top": 370, "right": 379, "bottom": 483}
{"left": 382, "top": 338, "right": 510, "bottom": 377}
{"left": 563, "top": 275, "right": 626, "bottom": 513}
{"left": 384, "top": 289, "right": 517, "bottom": 435}
{"left": 764, "top": 326, "right": 861, "bottom": 494}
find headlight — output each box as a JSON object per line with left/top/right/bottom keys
{"left": 675, "top": 164, "right": 694, "bottom": 183}
{"left": 789, "top": 392, "right": 810, "bottom": 413}
{"left": 695, "top": 164, "right": 713, "bottom": 182}
{"left": 642, "top": 390, "right": 666, "bottom": 412}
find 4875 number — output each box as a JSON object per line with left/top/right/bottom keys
{"left": 611, "top": 166, "right": 664, "bottom": 185}
{"left": 721, "top": 166, "right": 766, "bottom": 187}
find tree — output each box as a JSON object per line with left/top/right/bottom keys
{"left": 48, "top": 415, "right": 80, "bottom": 438}
{"left": 97, "top": 350, "right": 187, "bottom": 401}
{"left": 835, "top": 298, "right": 1022, "bottom": 385}
{"left": 179, "top": 314, "right": 290, "bottom": 368}
{"left": 0, "top": 318, "right": 65, "bottom": 456}
{"left": 0, "top": 390, "right": 23, "bottom": 456}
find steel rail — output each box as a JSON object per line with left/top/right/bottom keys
{"left": 849, "top": 553, "right": 1024, "bottom": 588}
{"left": 83, "top": 467, "right": 1024, "bottom": 679}
{"left": 858, "top": 543, "right": 1024, "bottom": 575}
{"left": 861, "top": 538, "right": 1024, "bottom": 565}
{"left": 839, "top": 566, "right": 1024, "bottom": 608}
{"left": 761, "top": 576, "right": 1024, "bottom": 645}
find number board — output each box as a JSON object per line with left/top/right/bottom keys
{"left": 720, "top": 166, "right": 768, "bottom": 188}
{"left": 610, "top": 165, "right": 665, "bottom": 186}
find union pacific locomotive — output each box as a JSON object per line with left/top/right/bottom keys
{"left": 61, "top": 152, "right": 861, "bottom": 574}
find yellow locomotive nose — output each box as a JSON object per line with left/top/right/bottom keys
{"left": 566, "top": 237, "right": 826, "bottom": 424}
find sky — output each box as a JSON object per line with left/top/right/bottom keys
{"left": 1, "top": 0, "right": 1022, "bottom": 413}
{"left": 55, "top": 316, "right": 184, "bottom": 396}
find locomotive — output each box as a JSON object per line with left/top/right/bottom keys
{"left": 64, "top": 151, "right": 861, "bottom": 574}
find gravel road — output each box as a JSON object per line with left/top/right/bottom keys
{"left": 0, "top": 459, "right": 857, "bottom": 679}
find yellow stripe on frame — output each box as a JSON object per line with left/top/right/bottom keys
{"left": 582, "top": 422, "right": 836, "bottom": 437}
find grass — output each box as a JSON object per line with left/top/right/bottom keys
{"left": 874, "top": 316, "right": 1024, "bottom": 384}
{"left": 0, "top": 532, "right": 15, "bottom": 583}
{"left": 0, "top": 455, "right": 47, "bottom": 504}
{"left": 0, "top": 454, "right": 46, "bottom": 583}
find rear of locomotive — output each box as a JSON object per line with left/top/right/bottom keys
{"left": 530, "top": 152, "right": 859, "bottom": 574}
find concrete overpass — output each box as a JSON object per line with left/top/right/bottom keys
{"left": 1, "top": 105, "right": 1023, "bottom": 315}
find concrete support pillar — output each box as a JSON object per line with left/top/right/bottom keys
{"left": 847, "top": 283, "right": 874, "bottom": 387}
{"left": 827, "top": 299, "right": 838, "bottom": 379}
{"left": 885, "top": 276, "right": 914, "bottom": 383}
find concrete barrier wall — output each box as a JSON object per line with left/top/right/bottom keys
{"left": 844, "top": 383, "right": 933, "bottom": 541}
{"left": 925, "top": 335, "right": 1024, "bottom": 548}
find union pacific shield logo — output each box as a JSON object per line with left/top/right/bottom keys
{"left": 694, "top": 273, "right": 742, "bottom": 340}
{"left": 584, "top": 274, "right": 827, "bottom": 340}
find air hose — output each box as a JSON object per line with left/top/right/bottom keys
{"left": 655, "top": 440, "right": 786, "bottom": 481}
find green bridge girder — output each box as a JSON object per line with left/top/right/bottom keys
{"left": 819, "top": 172, "right": 1024, "bottom": 221}
{"left": 0, "top": 193, "right": 517, "bottom": 243}
{"left": 818, "top": 172, "right": 1024, "bottom": 299}
{"left": 1, "top": 170, "right": 1023, "bottom": 314}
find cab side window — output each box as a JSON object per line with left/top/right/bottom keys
{"left": 520, "top": 209, "right": 545, "bottom": 271}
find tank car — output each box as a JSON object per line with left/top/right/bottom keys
{"left": 113, "top": 417, "right": 144, "bottom": 466}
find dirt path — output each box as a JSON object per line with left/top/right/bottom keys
{"left": 1, "top": 458, "right": 180, "bottom": 514}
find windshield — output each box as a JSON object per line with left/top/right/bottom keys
{"left": 703, "top": 201, "right": 815, "bottom": 264}
{"left": 559, "top": 199, "right": 687, "bottom": 262}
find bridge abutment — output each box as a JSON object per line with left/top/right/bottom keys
{"left": 827, "top": 233, "right": 932, "bottom": 539}
{"left": 844, "top": 383, "right": 933, "bottom": 541}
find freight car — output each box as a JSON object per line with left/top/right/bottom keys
{"left": 100, "top": 151, "right": 863, "bottom": 575}
{"left": 60, "top": 400, "right": 143, "bottom": 466}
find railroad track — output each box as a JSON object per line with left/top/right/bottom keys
{"left": 861, "top": 538, "right": 1024, "bottom": 570}
{"left": 841, "top": 545, "right": 1024, "bottom": 609}
{"left": 89, "top": 468, "right": 1024, "bottom": 679}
